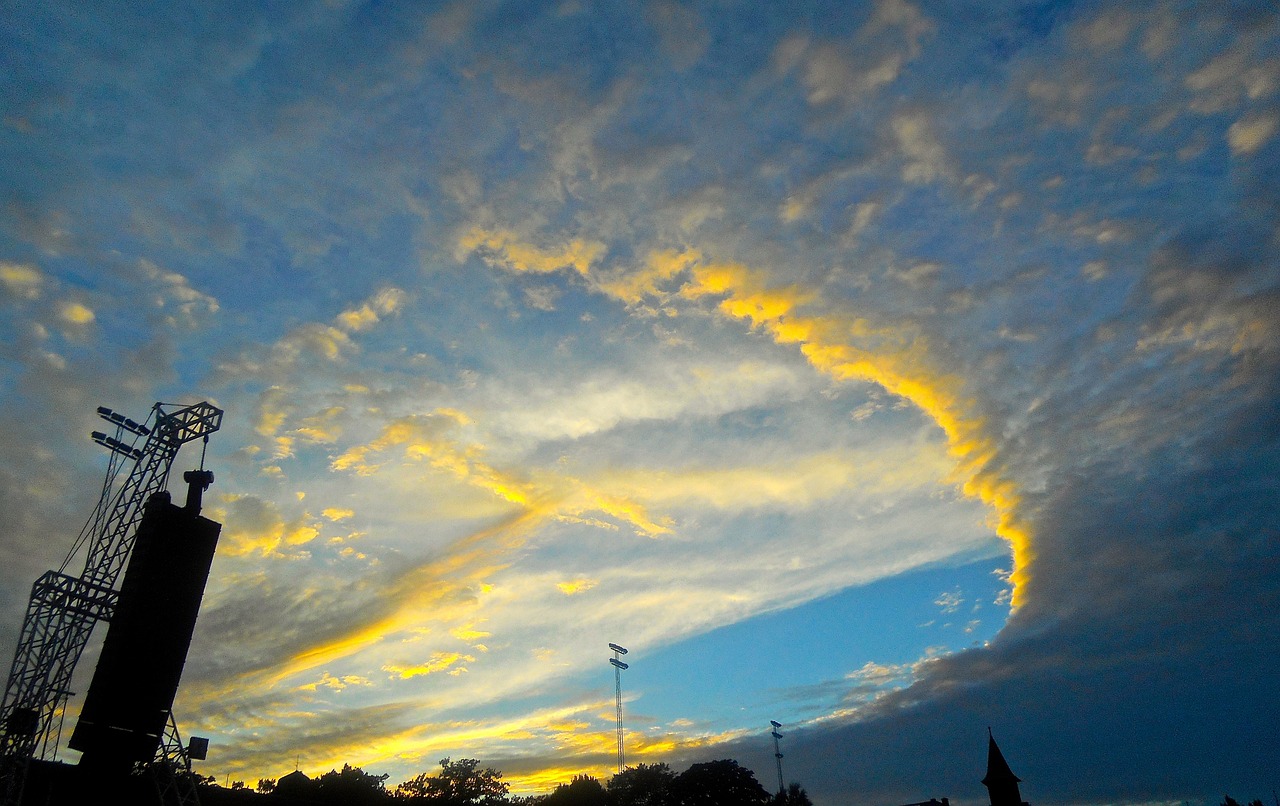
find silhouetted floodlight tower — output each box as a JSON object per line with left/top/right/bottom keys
{"left": 609, "top": 643, "right": 629, "bottom": 774}
{"left": 770, "top": 720, "right": 785, "bottom": 795}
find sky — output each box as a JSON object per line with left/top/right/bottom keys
{"left": 0, "top": 1, "right": 1277, "bottom": 804}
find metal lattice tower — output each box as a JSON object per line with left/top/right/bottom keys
{"left": 608, "top": 643, "right": 628, "bottom": 774}
{"left": 152, "top": 712, "right": 202, "bottom": 806}
{"left": 770, "top": 720, "right": 784, "bottom": 796}
{"left": 0, "top": 401, "right": 222, "bottom": 805}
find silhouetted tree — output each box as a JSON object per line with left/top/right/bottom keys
{"left": 396, "top": 757, "right": 509, "bottom": 804}
{"left": 770, "top": 783, "right": 811, "bottom": 806}
{"left": 544, "top": 775, "right": 607, "bottom": 806}
{"left": 137, "top": 757, "right": 217, "bottom": 795}
{"left": 257, "top": 778, "right": 277, "bottom": 794}
{"left": 671, "top": 760, "right": 769, "bottom": 806}
{"left": 313, "top": 763, "right": 390, "bottom": 804}
{"left": 1221, "top": 797, "right": 1264, "bottom": 806}
{"left": 607, "top": 763, "right": 676, "bottom": 806}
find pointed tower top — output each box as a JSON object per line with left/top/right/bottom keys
{"left": 981, "top": 730, "right": 1022, "bottom": 786}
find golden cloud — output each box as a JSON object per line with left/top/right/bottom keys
{"left": 384, "top": 652, "right": 476, "bottom": 679}
{"left": 209, "top": 493, "right": 323, "bottom": 558}
{"left": 556, "top": 578, "right": 597, "bottom": 595}
{"left": 337, "top": 287, "right": 407, "bottom": 332}
{"left": 58, "top": 300, "right": 95, "bottom": 325}
{"left": 451, "top": 624, "right": 492, "bottom": 642}
{"left": 457, "top": 231, "right": 1034, "bottom": 605}
{"left": 459, "top": 227, "right": 604, "bottom": 277}
{"left": 0, "top": 261, "right": 43, "bottom": 299}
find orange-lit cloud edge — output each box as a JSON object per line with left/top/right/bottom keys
{"left": 463, "top": 232, "right": 1033, "bottom": 606}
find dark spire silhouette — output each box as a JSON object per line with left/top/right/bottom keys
{"left": 981, "top": 728, "right": 1028, "bottom": 806}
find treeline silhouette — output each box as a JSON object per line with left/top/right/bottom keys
{"left": 185, "top": 756, "right": 813, "bottom": 806}
{"left": 89, "top": 758, "right": 1268, "bottom": 806}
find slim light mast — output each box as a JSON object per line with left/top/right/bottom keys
{"left": 771, "top": 720, "right": 785, "bottom": 796}
{"left": 608, "top": 643, "right": 628, "bottom": 774}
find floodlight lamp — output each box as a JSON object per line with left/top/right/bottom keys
{"left": 97, "top": 405, "right": 151, "bottom": 436}
{"left": 122, "top": 417, "right": 150, "bottom": 435}
{"left": 609, "top": 643, "right": 628, "bottom": 654}
{"left": 610, "top": 658, "right": 629, "bottom": 670}
{"left": 770, "top": 720, "right": 782, "bottom": 728}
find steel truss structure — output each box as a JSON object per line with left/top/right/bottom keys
{"left": 0, "top": 401, "right": 223, "bottom": 806}
{"left": 609, "top": 643, "right": 628, "bottom": 774}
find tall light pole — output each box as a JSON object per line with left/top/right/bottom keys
{"left": 770, "top": 720, "right": 785, "bottom": 796}
{"left": 609, "top": 643, "right": 629, "bottom": 774}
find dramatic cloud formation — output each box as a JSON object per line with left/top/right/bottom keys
{"left": 1, "top": 2, "right": 1276, "bottom": 804}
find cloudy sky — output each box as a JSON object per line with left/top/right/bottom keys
{"left": 2, "top": 1, "right": 1278, "bottom": 803}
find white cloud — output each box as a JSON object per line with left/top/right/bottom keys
{"left": 489, "top": 359, "right": 816, "bottom": 443}
{"left": 892, "top": 112, "right": 952, "bottom": 184}
{"left": 138, "top": 257, "right": 220, "bottom": 328}
{"left": 934, "top": 588, "right": 963, "bottom": 614}
{"left": 776, "top": 0, "right": 933, "bottom": 107}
